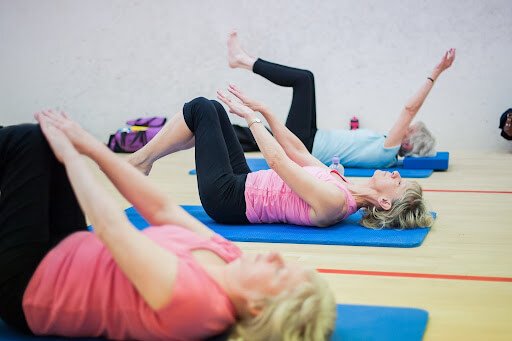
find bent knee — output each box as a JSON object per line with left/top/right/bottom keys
{"left": 8, "top": 124, "right": 46, "bottom": 147}
{"left": 187, "top": 97, "right": 218, "bottom": 118}
{"left": 188, "top": 97, "right": 213, "bottom": 111}
{"left": 1, "top": 124, "right": 51, "bottom": 159}
{"left": 299, "top": 69, "right": 315, "bottom": 82}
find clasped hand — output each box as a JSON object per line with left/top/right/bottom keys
{"left": 35, "top": 110, "right": 95, "bottom": 163}
{"left": 217, "top": 84, "right": 263, "bottom": 119}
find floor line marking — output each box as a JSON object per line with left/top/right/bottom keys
{"left": 423, "top": 189, "right": 512, "bottom": 194}
{"left": 317, "top": 268, "right": 512, "bottom": 283}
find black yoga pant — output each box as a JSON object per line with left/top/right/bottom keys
{"left": 253, "top": 58, "right": 318, "bottom": 152}
{"left": 183, "top": 98, "right": 251, "bottom": 224}
{"left": 0, "top": 124, "right": 86, "bottom": 333}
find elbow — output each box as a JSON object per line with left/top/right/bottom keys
{"left": 404, "top": 105, "right": 419, "bottom": 116}
{"left": 151, "top": 201, "right": 177, "bottom": 226}
{"left": 265, "top": 148, "right": 287, "bottom": 170}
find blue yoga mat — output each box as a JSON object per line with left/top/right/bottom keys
{"left": 125, "top": 206, "right": 433, "bottom": 248}
{"left": 403, "top": 152, "right": 449, "bottom": 170}
{"left": 189, "top": 158, "right": 434, "bottom": 178}
{"left": 0, "top": 304, "right": 428, "bottom": 341}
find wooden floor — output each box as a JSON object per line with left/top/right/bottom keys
{"left": 90, "top": 149, "right": 512, "bottom": 340}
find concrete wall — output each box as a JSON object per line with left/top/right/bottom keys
{"left": 1, "top": 0, "right": 511, "bottom": 151}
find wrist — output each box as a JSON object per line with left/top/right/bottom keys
{"left": 430, "top": 71, "right": 441, "bottom": 81}
{"left": 83, "top": 139, "right": 108, "bottom": 158}
{"left": 256, "top": 105, "right": 269, "bottom": 115}
{"left": 246, "top": 117, "right": 262, "bottom": 129}
{"left": 245, "top": 114, "right": 258, "bottom": 122}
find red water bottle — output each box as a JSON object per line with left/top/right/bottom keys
{"left": 350, "top": 116, "right": 359, "bottom": 130}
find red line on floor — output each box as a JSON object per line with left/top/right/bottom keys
{"left": 423, "top": 189, "right": 512, "bottom": 194}
{"left": 317, "top": 268, "right": 512, "bottom": 283}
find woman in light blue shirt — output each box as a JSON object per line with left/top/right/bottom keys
{"left": 227, "top": 31, "right": 455, "bottom": 168}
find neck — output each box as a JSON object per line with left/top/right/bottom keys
{"left": 206, "top": 263, "right": 251, "bottom": 319}
{"left": 346, "top": 182, "right": 378, "bottom": 208}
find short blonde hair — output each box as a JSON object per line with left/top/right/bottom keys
{"left": 231, "top": 270, "right": 336, "bottom": 341}
{"left": 361, "top": 181, "right": 434, "bottom": 229}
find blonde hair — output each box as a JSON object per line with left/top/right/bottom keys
{"left": 231, "top": 270, "right": 336, "bottom": 341}
{"left": 360, "top": 181, "right": 434, "bottom": 229}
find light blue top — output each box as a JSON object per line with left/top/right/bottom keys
{"left": 312, "top": 129, "right": 400, "bottom": 168}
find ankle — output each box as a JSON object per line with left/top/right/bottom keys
{"left": 240, "top": 56, "right": 256, "bottom": 70}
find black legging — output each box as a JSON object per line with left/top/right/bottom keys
{"left": 0, "top": 124, "right": 86, "bottom": 333}
{"left": 253, "top": 58, "right": 318, "bottom": 152}
{"left": 183, "top": 98, "right": 251, "bottom": 224}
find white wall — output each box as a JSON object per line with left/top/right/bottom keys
{"left": 1, "top": 0, "right": 511, "bottom": 151}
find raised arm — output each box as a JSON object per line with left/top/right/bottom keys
{"left": 37, "top": 110, "right": 214, "bottom": 238}
{"left": 217, "top": 90, "right": 346, "bottom": 226}
{"left": 36, "top": 114, "right": 178, "bottom": 310}
{"left": 384, "top": 48, "right": 456, "bottom": 148}
{"left": 228, "top": 84, "right": 327, "bottom": 169}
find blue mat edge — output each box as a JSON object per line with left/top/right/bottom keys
{"left": 189, "top": 157, "right": 440, "bottom": 178}
{"left": 0, "top": 304, "right": 429, "bottom": 341}
{"left": 123, "top": 206, "right": 434, "bottom": 249}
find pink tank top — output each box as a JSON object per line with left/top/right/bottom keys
{"left": 244, "top": 166, "right": 357, "bottom": 226}
{"left": 23, "top": 227, "right": 241, "bottom": 340}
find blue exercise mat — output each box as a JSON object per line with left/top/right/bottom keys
{"left": 124, "top": 206, "right": 433, "bottom": 248}
{"left": 189, "top": 158, "right": 434, "bottom": 178}
{"left": 403, "top": 152, "right": 449, "bottom": 170}
{"left": 0, "top": 304, "right": 428, "bottom": 341}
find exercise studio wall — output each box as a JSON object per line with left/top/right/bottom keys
{"left": 1, "top": 0, "right": 511, "bottom": 151}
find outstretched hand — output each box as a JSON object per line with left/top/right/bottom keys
{"left": 35, "top": 111, "right": 80, "bottom": 163}
{"left": 217, "top": 89, "right": 255, "bottom": 119}
{"left": 34, "top": 110, "right": 97, "bottom": 156}
{"left": 227, "top": 84, "right": 264, "bottom": 112}
{"left": 434, "top": 48, "right": 456, "bottom": 74}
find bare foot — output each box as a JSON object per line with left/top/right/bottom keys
{"left": 126, "top": 153, "right": 153, "bottom": 176}
{"left": 227, "top": 31, "right": 255, "bottom": 70}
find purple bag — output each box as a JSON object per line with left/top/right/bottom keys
{"left": 108, "top": 127, "right": 162, "bottom": 153}
{"left": 126, "top": 116, "right": 166, "bottom": 127}
{"left": 108, "top": 116, "right": 167, "bottom": 153}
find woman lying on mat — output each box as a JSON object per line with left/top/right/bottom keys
{"left": 128, "top": 89, "right": 433, "bottom": 230}
{"left": 226, "top": 31, "right": 456, "bottom": 168}
{"left": 0, "top": 117, "right": 335, "bottom": 340}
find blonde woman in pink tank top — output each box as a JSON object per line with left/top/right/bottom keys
{"left": 130, "top": 86, "right": 433, "bottom": 230}
{"left": 0, "top": 117, "right": 336, "bottom": 340}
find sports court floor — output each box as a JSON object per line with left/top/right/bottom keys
{"left": 90, "top": 149, "right": 511, "bottom": 340}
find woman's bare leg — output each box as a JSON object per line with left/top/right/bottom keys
{"left": 227, "top": 31, "right": 318, "bottom": 153}
{"left": 127, "top": 111, "right": 194, "bottom": 175}
{"left": 227, "top": 31, "right": 257, "bottom": 70}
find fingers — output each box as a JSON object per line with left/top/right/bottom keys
{"left": 228, "top": 87, "right": 242, "bottom": 101}
{"left": 35, "top": 111, "right": 57, "bottom": 138}
{"left": 39, "top": 111, "right": 63, "bottom": 129}
{"left": 40, "top": 109, "right": 74, "bottom": 129}
{"left": 228, "top": 83, "right": 240, "bottom": 92}
{"left": 445, "top": 48, "right": 456, "bottom": 62}
{"left": 228, "top": 84, "right": 244, "bottom": 98}
{"left": 216, "top": 90, "right": 230, "bottom": 104}
{"left": 450, "top": 48, "right": 456, "bottom": 61}
{"left": 217, "top": 89, "right": 244, "bottom": 105}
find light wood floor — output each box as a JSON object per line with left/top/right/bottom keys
{"left": 89, "top": 149, "right": 512, "bottom": 340}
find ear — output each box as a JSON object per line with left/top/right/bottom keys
{"left": 378, "top": 196, "right": 392, "bottom": 210}
{"left": 247, "top": 299, "right": 264, "bottom": 317}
